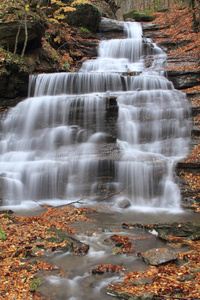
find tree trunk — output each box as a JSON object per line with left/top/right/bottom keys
{"left": 14, "top": 23, "right": 21, "bottom": 56}
{"left": 21, "top": 11, "right": 28, "bottom": 58}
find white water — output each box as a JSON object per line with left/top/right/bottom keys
{"left": 0, "top": 22, "right": 190, "bottom": 211}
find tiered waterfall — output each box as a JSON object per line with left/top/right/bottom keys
{"left": 0, "top": 22, "right": 190, "bottom": 210}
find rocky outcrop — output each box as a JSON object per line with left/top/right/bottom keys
{"left": 0, "top": 21, "right": 45, "bottom": 52}
{"left": 99, "top": 17, "right": 124, "bottom": 32}
{"left": 168, "top": 70, "right": 200, "bottom": 90}
{"left": 65, "top": 4, "right": 101, "bottom": 33}
{"left": 98, "top": 17, "right": 124, "bottom": 39}
{"left": 0, "top": 72, "right": 28, "bottom": 100}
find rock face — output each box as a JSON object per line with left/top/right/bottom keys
{"left": 99, "top": 17, "right": 124, "bottom": 32}
{"left": 168, "top": 70, "right": 200, "bottom": 90}
{"left": 138, "top": 248, "right": 178, "bottom": 266}
{"left": 65, "top": 4, "right": 101, "bottom": 33}
{"left": 0, "top": 21, "right": 45, "bottom": 52}
{"left": 0, "top": 73, "right": 29, "bottom": 100}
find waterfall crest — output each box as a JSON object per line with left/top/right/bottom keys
{"left": 0, "top": 21, "right": 191, "bottom": 210}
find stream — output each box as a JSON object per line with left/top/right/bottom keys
{"left": 0, "top": 20, "right": 194, "bottom": 299}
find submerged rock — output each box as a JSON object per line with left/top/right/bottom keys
{"left": 138, "top": 248, "right": 178, "bottom": 266}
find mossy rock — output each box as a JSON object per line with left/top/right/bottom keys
{"left": 46, "top": 228, "right": 72, "bottom": 251}
{"left": 123, "top": 10, "right": 156, "bottom": 22}
{"left": 46, "top": 227, "right": 89, "bottom": 254}
{"left": 65, "top": 4, "right": 101, "bottom": 32}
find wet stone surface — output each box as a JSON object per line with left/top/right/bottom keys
{"left": 138, "top": 248, "right": 178, "bottom": 266}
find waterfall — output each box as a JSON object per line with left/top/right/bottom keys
{"left": 0, "top": 21, "right": 190, "bottom": 210}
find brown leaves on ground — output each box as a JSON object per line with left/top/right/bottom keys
{"left": 110, "top": 234, "right": 134, "bottom": 253}
{"left": 91, "top": 264, "right": 126, "bottom": 275}
{"left": 153, "top": 5, "right": 200, "bottom": 55}
{"left": 108, "top": 239, "right": 200, "bottom": 299}
{"left": 152, "top": 5, "right": 200, "bottom": 68}
{"left": 0, "top": 206, "right": 93, "bottom": 299}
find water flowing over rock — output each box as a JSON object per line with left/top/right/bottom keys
{"left": 0, "top": 21, "right": 191, "bottom": 210}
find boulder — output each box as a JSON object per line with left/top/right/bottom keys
{"left": 138, "top": 248, "right": 178, "bottom": 266}
{"left": 118, "top": 198, "right": 131, "bottom": 208}
{"left": 65, "top": 4, "right": 101, "bottom": 33}
{"left": 123, "top": 10, "right": 156, "bottom": 22}
{"left": 99, "top": 17, "right": 124, "bottom": 32}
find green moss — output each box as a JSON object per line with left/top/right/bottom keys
{"left": 79, "top": 26, "right": 91, "bottom": 33}
{"left": 123, "top": 10, "right": 156, "bottom": 22}
{"left": 0, "top": 229, "right": 6, "bottom": 240}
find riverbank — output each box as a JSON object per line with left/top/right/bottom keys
{"left": 1, "top": 205, "right": 200, "bottom": 299}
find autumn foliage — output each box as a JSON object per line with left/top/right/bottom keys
{"left": 0, "top": 206, "right": 92, "bottom": 299}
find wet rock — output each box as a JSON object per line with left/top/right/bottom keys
{"left": 168, "top": 70, "right": 200, "bottom": 89}
{"left": 46, "top": 227, "right": 89, "bottom": 255}
{"left": 112, "top": 247, "right": 122, "bottom": 255}
{"left": 178, "top": 274, "right": 196, "bottom": 282}
{"left": 153, "top": 222, "right": 200, "bottom": 241}
{"left": 118, "top": 198, "right": 131, "bottom": 208}
{"left": 30, "top": 246, "right": 45, "bottom": 257}
{"left": 106, "top": 288, "right": 136, "bottom": 299}
{"left": 99, "top": 17, "right": 124, "bottom": 32}
{"left": 138, "top": 248, "right": 178, "bottom": 266}
{"left": 129, "top": 277, "right": 153, "bottom": 286}
{"left": 73, "top": 243, "right": 90, "bottom": 255}
{"left": 107, "top": 287, "right": 153, "bottom": 299}
{"left": 65, "top": 4, "right": 101, "bottom": 33}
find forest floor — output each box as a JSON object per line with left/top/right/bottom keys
{"left": 1, "top": 4, "right": 200, "bottom": 300}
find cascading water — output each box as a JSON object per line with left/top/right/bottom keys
{"left": 0, "top": 21, "right": 190, "bottom": 211}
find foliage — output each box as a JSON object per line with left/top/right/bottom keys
{"left": 108, "top": 237, "right": 200, "bottom": 299}
{"left": 0, "top": 47, "right": 28, "bottom": 75}
{"left": 71, "top": 0, "right": 91, "bottom": 6}
{"left": 0, "top": 207, "right": 92, "bottom": 298}
{"left": 79, "top": 26, "right": 91, "bottom": 33}
{"left": 0, "top": 0, "right": 44, "bottom": 23}
{"left": 51, "top": 0, "right": 76, "bottom": 20}
{"left": 0, "top": 228, "right": 6, "bottom": 240}
{"left": 29, "top": 278, "right": 41, "bottom": 290}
